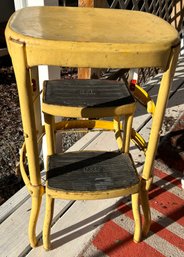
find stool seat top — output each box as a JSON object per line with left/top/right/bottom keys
{"left": 6, "top": 6, "right": 180, "bottom": 69}
{"left": 9, "top": 6, "right": 178, "bottom": 45}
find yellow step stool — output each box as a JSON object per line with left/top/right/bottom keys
{"left": 5, "top": 6, "right": 180, "bottom": 251}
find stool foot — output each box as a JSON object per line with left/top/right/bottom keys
{"left": 132, "top": 193, "right": 142, "bottom": 243}
{"left": 29, "top": 195, "right": 42, "bottom": 248}
{"left": 43, "top": 195, "right": 54, "bottom": 250}
{"left": 140, "top": 190, "right": 151, "bottom": 237}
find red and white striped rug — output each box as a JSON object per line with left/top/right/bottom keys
{"left": 81, "top": 114, "right": 184, "bottom": 257}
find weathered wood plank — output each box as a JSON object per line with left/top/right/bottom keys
{"left": 0, "top": 196, "right": 73, "bottom": 257}
{"left": 0, "top": 186, "right": 30, "bottom": 224}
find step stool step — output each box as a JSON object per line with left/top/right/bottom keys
{"left": 43, "top": 79, "right": 135, "bottom": 107}
{"left": 47, "top": 151, "right": 139, "bottom": 192}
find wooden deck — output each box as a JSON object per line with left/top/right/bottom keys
{"left": 0, "top": 55, "right": 184, "bottom": 257}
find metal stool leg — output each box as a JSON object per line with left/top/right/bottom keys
{"left": 29, "top": 195, "right": 42, "bottom": 247}
{"left": 132, "top": 192, "right": 142, "bottom": 243}
{"left": 123, "top": 114, "right": 134, "bottom": 153}
{"left": 140, "top": 189, "right": 151, "bottom": 237}
{"left": 43, "top": 194, "right": 55, "bottom": 250}
{"left": 113, "top": 116, "right": 123, "bottom": 151}
{"left": 44, "top": 113, "right": 56, "bottom": 156}
{"left": 140, "top": 178, "right": 152, "bottom": 237}
{"left": 9, "top": 41, "right": 44, "bottom": 248}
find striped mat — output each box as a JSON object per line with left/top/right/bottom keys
{"left": 81, "top": 114, "right": 184, "bottom": 257}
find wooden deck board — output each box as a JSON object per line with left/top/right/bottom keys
{"left": 0, "top": 186, "right": 30, "bottom": 224}
{"left": 0, "top": 195, "right": 72, "bottom": 257}
{"left": 1, "top": 56, "right": 184, "bottom": 257}
{"left": 27, "top": 198, "right": 123, "bottom": 257}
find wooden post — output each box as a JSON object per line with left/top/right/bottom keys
{"left": 78, "top": 0, "right": 94, "bottom": 7}
{"left": 78, "top": 0, "right": 108, "bottom": 79}
{"left": 78, "top": 0, "right": 108, "bottom": 8}
{"left": 78, "top": 1, "right": 94, "bottom": 78}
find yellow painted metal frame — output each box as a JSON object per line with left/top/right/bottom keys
{"left": 5, "top": 6, "right": 180, "bottom": 251}
{"left": 42, "top": 102, "right": 136, "bottom": 118}
{"left": 19, "top": 118, "right": 142, "bottom": 249}
{"left": 55, "top": 119, "right": 148, "bottom": 151}
{"left": 45, "top": 180, "right": 140, "bottom": 200}
{"left": 133, "top": 84, "right": 156, "bottom": 115}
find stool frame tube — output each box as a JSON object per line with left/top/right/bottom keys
{"left": 7, "top": 39, "right": 44, "bottom": 247}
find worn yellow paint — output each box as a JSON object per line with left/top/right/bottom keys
{"left": 140, "top": 178, "right": 153, "bottom": 236}
{"left": 113, "top": 116, "right": 123, "bottom": 151}
{"left": 78, "top": 0, "right": 108, "bottom": 78}
{"left": 6, "top": 7, "right": 179, "bottom": 69}
{"left": 45, "top": 182, "right": 140, "bottom": 200}
{"left": 42, "top": 102, "right": 136, "bottom": 118}
{"left": 78, "top": 0, "right": 93, "bottom": 79}
{"left": 132, "top": 192, "right": 142, "bottom": 243}
{"left": 5, "top": 6, "right": 180, "bottom": 251}
{"left": 142, "top": 46, "right": 180, "bottom": 181}
{"left": 133, "top": 84, "right": 156, "bottom": 115}
{"left": 43, "top": 194, "right": 54, "bottom": 251}
{"left": 44, "top": 114, "right": 55, "bottom": 156}
{"left": 55, "top": 119, "right": 147, "bottom": 151}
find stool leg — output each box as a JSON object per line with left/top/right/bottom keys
{"left": 44, "top": 113, "right": 56, "bottom": 156}
{"left": 113, "top": 116, "right": 123, "bottom": 151}
{"left": 29, "top": 195, "right": 42, "bottom": 247}
{"left": 123, "top": 114, "right": 133, "bottom": 153}
{"left": 140, "top": 190, "right": 151, "bottom": 237}
{"left": 9, "top": 41, "right": 43, "bottom": 248}
{"left": 132, "top": 192, "right": 142, "bottom": 243}
{"left": 43, "top": 194, "right": 55, "bottom": 250}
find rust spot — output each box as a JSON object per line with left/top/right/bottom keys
{"left": 32, "top": 79, "right": 37, "bottom": 92}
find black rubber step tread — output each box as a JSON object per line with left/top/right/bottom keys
{"left": 47, "top": 151, "right": 139, "bottom": 192}
{"left": 43, "top": 79, "right": 135, "bottom": 108}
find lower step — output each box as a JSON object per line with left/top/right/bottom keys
{"left": 47, "top": 151, "right": 139, "bottom": 193}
